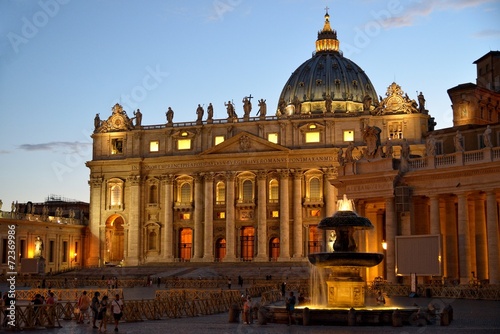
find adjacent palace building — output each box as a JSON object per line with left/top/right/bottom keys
{"left": 2, "top": 11, "right": 499, "bottom": 285}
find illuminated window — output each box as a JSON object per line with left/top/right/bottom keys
{"left": 217, "top": 211, "right": 226, "bottom": 219}
{"left": 111, "top": 138, "right": 123, "bottom": 154}
{"left": 215, "top": 136, "right": 225, "bottom": 145}
{"left": 269, "top": 179, "right": 279, "bottom": 202}
{"left": 177, "top": 139, "right": 191, "bottom": 150}
{"left": 310, "top": 209, "right": 321, "bottom": 217}
{"left": 343, "top": 130, "right": 354, "bottom": 142}
{"left": 272, "top": 210, "right": 279, "bottom": 218}
{"left": 149, "top": 140, "right": 159, "bottom": 152}
{"left": 306, "top": 132, "right": 320, "bottom": 143}
{"left": 180, "top": 213, "right": 191, "bottom": 220}
{"left": 216, "top": 182, "right": 225, "bottom": 204}
{"left": 388, "top": 122, "right": 403, "bottom": 140}
{"left": 267, "top": 133, "right": 278, "bottom": 144}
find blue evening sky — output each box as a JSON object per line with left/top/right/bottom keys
{"left": 0, "top": 0, "right": 499, "bottom": 205}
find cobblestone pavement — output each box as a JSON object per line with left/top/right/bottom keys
{"left": 3, "top": 285, "right": 500, "bottom": 333}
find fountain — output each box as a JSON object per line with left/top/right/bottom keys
{"left": 308, "top": 194, "right": 384, "bottom": 307}
{"left": 266, "top": 195, "right": 445, "bottom": 327}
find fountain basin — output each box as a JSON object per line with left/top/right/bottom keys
{"left": 308, "top": 252, "right": 384, "bottom": 268}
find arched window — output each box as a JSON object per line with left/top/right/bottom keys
{"left": 216, "top": 181, "right": 225, "bottom": 204}
{"left": 148, "top": 231, "right": 157, "bottom": 250}
{"left": 269, "top": 179, "right": 279, "bottom": 202}
{"left": 180, "top": 183, "right": 191, "bottom": 203}
{"left": 242, "top": 180, "right": 253, "bottom": 203}
{"left": 310, "top": 177, "right": 321, "bottom": 200}
{"left": 149, "top": 185, "right": 158, "bottom": 204}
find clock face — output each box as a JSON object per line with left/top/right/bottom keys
{"left": 111, "top": 115, "right": 124, "bottom": 129}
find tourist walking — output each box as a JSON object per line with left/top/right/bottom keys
{"left": 285, "top": 291, "right": 296, "bottom": 326}
{"left": 98, "top": 295, "right": 110, "bottom": 333}
{"left": 227, "top": 278, "right": 232, "bottom": 289}
{"left": 76, "top": 291, "right": 91, "bottom": 324}
{"left": 111, "top": 294, "right": 124, "bottom": 332}
{"left": 91, "top": 291, "right": 101, "bottom": 328}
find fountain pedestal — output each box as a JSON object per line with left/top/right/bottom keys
{"left": 325, "top": 267, "right": 366, "bottom": 307}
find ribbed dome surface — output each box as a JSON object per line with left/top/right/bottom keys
{"left": 279, "top": 53, "right": 378, "bottom": 105}
{"left": 277, "top": 11, "right": 378, "bottom": 114}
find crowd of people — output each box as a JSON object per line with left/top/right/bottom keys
{"left": 76, "top": 291, "right": 124, "bottom": 332}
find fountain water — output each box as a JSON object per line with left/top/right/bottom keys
{"left": 308, "top": 194, "right": 384, "bottom": 307}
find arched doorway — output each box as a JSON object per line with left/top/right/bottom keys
{"left": 215, "top": 238, "right": 226, "bottom": 261}
{"left": 179, "top": 228, "right": 192, "bottom": 261}
{"left": 105, "top": 215, "right": 125, "bottom": 263}
{"left": 269, "top": 237, "right": 280, "bottom": 261}
{"left": 240, "top": 227, "right": 255, "bottom": 261}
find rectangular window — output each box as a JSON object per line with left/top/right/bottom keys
{"left": 388, "top": 122, "right": 403, "bottom": 140}
{"left": 149, "top": 140, "right": 159, "bottom": 152}
{"left": 217, "top": 211, "right": 226, "bottom": 219}
{"left": 111, "top": 138, "right": 124, "bottom": 154}
{"left": 180, "top": 213, "right": 191, "bottom": 220}
{"left": 343, "top": 130, "right": 354, "bottom": 142}
{"left": 267, "top": 133, "right": 278, "bottom": 144}
{"left": 62, "top": 241, "right": 68, "bottom": 262}
{"left": 310, "top": 209, "right": 321, "bottom": 217}
{"left": 305, "top": 132, "right": 320, "bottom": 143}
{"left": 49, "top": 240, "right": 55, "bottom": 262}
{"left": 271, "top": 210, "right": 279, "bottom": 218}
{"left": 177, "top": 139, "right": 192, "bottom": 150}
{"left": 214, "top": 136, "right": 225, "bottom": 146}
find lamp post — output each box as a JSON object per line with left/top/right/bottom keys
{"left": 71, "top": 252, "right": 77, "bottom": 268}
{"left": 381, "top": 241, "right": 387, "bottom": 280}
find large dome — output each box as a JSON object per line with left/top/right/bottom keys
{"left": 277, "top": 11, "right": 379, "bottom": 116}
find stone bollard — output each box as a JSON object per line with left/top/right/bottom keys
{"left": 257, "top": 307, "right": 267, "bottom": 325}
{"left": 302, "top": 307, "right": 310, "bottom": 326}
{"left": 348, "top": 307, "right": 356, "bottom": 326}
{"left": 228, "top": 303, "right": 240, "bottom": 323}
{"left": 440, "top": 305, "right": 453, "bottom": 326}
{"left": 392, "top": 309, "right": 403, "bottom": 327}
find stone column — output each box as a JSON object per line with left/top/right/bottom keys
{"left": 161, "top": 174, "right": 174, "bottom": 261}
{"left": 486, "top": 190, "right": 500, "bottom": 284}
{"left": 293, "top": 170, "right": 303, "bottom": 258}
{"left": 443, "top": 195, "right": 459, "bottom": 278}
{"left": 255, "top": 171, "right": 268, "bottom": 261}
{"left": 429, "top": 195, "right": 440, "bottom": 235}
{"left": 224, "top": 172, "right": 237, "bottom": 261}
{"left": 457, "top": 192, "right": 471, "bottom": 284}
{"left": 192, "top": 174, "right": 204, "bottom": 260}
{"left": 88, "top": 176, "right": 103, "bottom": 266}
{"left": 278, "top": 169, "right": 290, "bottom": 260}
{"left": 385, "top": 196, "right": 396, "bottom": 283}
{"left": 323, "top": 168, "right": 337, "bottom": 217}
{"left": 126, "top": 175, "right": 141, "bottom": 266}
{"left": 474, "top": 193, "right": 488, "bottom": 280}
{"left": 203, "top": 173, "right": 215, "bottom": 262}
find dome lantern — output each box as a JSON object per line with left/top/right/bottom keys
{"left": 316, "top": 9, "right": 339, "bottom": 53}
